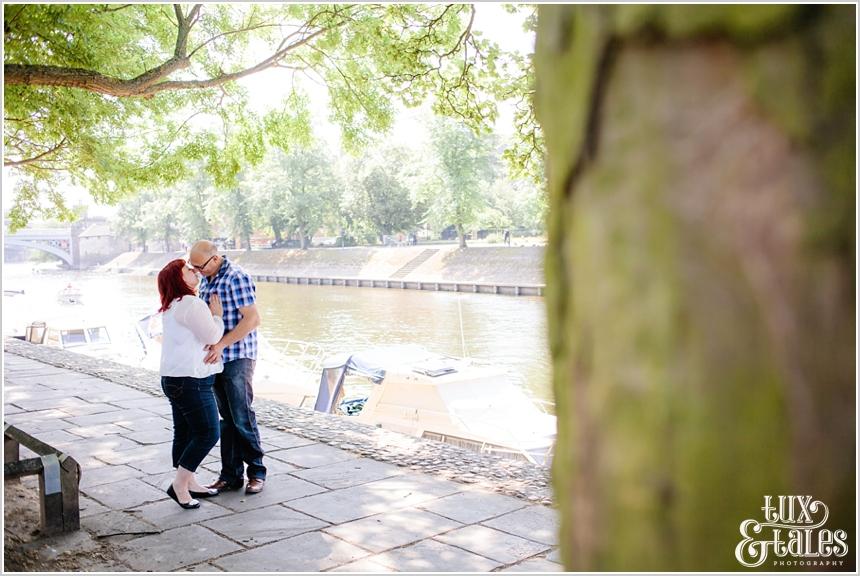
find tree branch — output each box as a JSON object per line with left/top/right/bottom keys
{"left": 100, "top": 4, "right": 133, "bottom": 13}
{"left": 4, "top": 16, "right": 340, "bottom": 98}
{"left": 188, "top": 21, "right": 281, "bottom": 59}
{"left": 4, "top": 138, "right": 67, "bottom": 167}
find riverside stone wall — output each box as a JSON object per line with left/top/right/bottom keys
{"left": 102, "top": 245, "right": 546, "bottom": 286}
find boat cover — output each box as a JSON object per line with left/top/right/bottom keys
{"left": 313, "top": 345, "right": 433, "bottom": 413}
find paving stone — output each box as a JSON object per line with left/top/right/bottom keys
{"left": 128, "top": 497, "right": 233, "bottom": 531}
{"left": 185, "top": 563, "right": 225, "bottom": 572}
{"left": 546, "top": 547, "right": 561, "bottom": 563}
{"left": 258, "top": 456, "right": 300, "bottom": 475}
{"left": 373, "top": 539, "right": 500, "bottom": 572}
{"left": 418, "top": 489, "right": 527, "bottom": 524}
{"left": 4, "top": 404, "right": 25, "bottom": 414}
{"left": 97, "top": 444, "right": 163, "bottom": 465}
{"left": 504, "top": 557, "right": 565, "bottom": 572}
{"left": 259, "top": 430, "right": 317, "bottom": 449}
{"left": 12, "top": 448, "right": 35, "bottom": 463}
{"left": 65, "top": 423, "right": 130, "bottom": 438}
{"left": 4, "top": 416, "right": 76, "bottom": 433}
{"left": 26, "top": 373, "right": 110, "bottom": 387}
{"left": 328, "top": 557, "right": 393, "bottom": 572}
{"left": 79, "top": 494, "right": 111, "bottom": 518}
{"left": 290, "top": 457, "right": 404, "bottom": 490}
{"left": 110, "top": 396, "right": 171, "bottom": 413}
{"left": 288, "top": 473, "right": 463, "bottom": 524}
{"left": 482, "top": 505, "right": 559, "bottom": 545}
{"left": 80, "top": 464, "right": 143, "bottom": 488}
{"left": 81, "top": 510, "right": 161, "bottom": 538}
{"left": 324, "top": 508, "right": 462, "bottom": 553}
{"left": 123, "top": 455, "right": 176, "bottom": 475}
{"left": 110, "top": 415, "right": 173, "bottom": 432}
{"left": 137, "top": 470, "right": 177, "bottom": 490}
{"left": 51, "top": 401, "right": 125, "bottom": 417}
{"left": 208, "top": 474, "right": 326, "bottom": 512}
{"left": 435, "top": 524, "right": 550, "bottom": 564}
{"left": 120, "top": 427, "right": 173, "bottom": 445}
{"left": 82, "top": 477, "right": 168, "bottom": 510}
{"left": 199, "top": 455, "right": 299, "bottom": 477}
{"left": 30, "top": 428, "right": 84, "bottom": 447}
{"left": 202, "top": 504, "right": 328, "bottom": 545}
{"left": 4, "top": 387, "right": 77, "bottom": 404}
{"left": 61, "top": 435, "right": 144, "bottom": 458}
{"left": 213, "top": 531, "right": 368, "bottom": 572}
{"left": 8, "top": 407, "right": 73, "bottom": 420}
{"left": 267, "top": 443, "right": 358, "bottom": 468}
{"left": 73, "top": 388, "right": 154, "bottom": 403}
{"left": 117, "top": 524, "right": 241, "bottom": 572}
{"left": 69, "top": 453, "right": 110, "bottom": 470}
{"left": 65, "top": 408, "right": 157, "bottom": 427}
{"left": 9, "top": 396, "right": 104, "bottom": 414}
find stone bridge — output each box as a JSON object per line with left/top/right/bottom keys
{"left": 4, "top": 224, "right": 80, "bottom": 267}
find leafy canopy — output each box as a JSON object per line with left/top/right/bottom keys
{"left": 4, "top": 3, "right": 506, "bottom": 229}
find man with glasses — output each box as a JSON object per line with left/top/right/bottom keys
{"left": 188, "top": 240, "right": 267, "bottom": 495}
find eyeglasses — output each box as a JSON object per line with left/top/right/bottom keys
{"left": 189, "top": 255, "right": 216, "bottom": 272}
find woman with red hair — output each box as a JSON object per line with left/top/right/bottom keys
{"left": 157, "top": 258, "right": 224, "bottom": 509}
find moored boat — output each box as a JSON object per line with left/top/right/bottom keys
{"left": 313, "top": 344, "right": 556, "bottom": 466}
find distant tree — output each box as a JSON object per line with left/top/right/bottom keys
{"left": 215, "top": 182, "right": 254, "bottom": 251}
{"left": 427, "top": 118, "right": 497, "bottom": 248}
{"left": 112, "top": 192, "right": 151, "bottom": 252}
{"left": 176, "top": 171, "right": 214, "bottom": 244}
{"left": 273, "top": 146, "right": 342, "bottom": 249}
{"left": 480, "top": 178, "right": 546, "bottom": 233}
{"left": 358, "top": 165, "right": 417, "bottom": 242}
{"left": 143, "top": 188, "right": 181, "bottom": 252}
{"left": 249, "top": 154, "right": 291, "bottom": 245}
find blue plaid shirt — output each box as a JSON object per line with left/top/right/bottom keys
{"left": 198, "top": 257, "right": 258, "bottom": 361}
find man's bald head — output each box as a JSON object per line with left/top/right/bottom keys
{"left": 188, "top": 240, "right": 222, "bottom": 277}
{"left": 190, "top": 240, "right": 217, "bottom": 259}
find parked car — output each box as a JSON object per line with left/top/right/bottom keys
{"left": 271, "top": 239, "right": 300, "bottom": 249}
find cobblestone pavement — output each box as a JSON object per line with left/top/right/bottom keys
{"left": 3, "top": 341, "right": 562, "bottom": 572}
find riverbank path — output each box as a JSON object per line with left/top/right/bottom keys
{"left": 3, "top": 350, "right": 563, "bottom": 572}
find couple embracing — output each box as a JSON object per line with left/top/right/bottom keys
{"left": 156, "top": 240, "right": 267, "bottom": 509}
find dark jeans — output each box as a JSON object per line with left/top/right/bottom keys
{"left": 161, "top": 375, "right": 220, "bottom": 473}
{"left": 213, "top": 358, "right": 266, "bottom": 483}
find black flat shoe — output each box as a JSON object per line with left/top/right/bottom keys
{"left": 167, "top": 484, "right": 200, "bottom": 509}
{"left": 189, "top": 488, "right": 219, "bottom": 498}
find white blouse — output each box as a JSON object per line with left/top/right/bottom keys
{"left": 159, "top": 295, "right": 225, "bottom": 378}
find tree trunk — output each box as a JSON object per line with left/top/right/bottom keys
{"left": 456, "top": 223, "right": 467, "bottom": 249}
{"left": 536, "top": 5, "right": 855, "bottom": 571}
{"left": 299, "top": 226, "right": 308, "bottom": 250}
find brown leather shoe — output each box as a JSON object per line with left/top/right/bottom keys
{"left": 206, "top": 479, "right": 243, "bottom": 492}
{"left": 245, "top": 478, "right": 265, "bottom": 494}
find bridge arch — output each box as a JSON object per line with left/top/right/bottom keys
{"left": 4, "top": 239, "right": 74, "bottom": 266}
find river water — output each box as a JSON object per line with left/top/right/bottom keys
{"left": 2, "top": 262, "right": 552, "bottom": 405}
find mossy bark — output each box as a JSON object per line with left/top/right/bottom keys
{"left": 536, "top": 5, "right": 855, "bottom": 571}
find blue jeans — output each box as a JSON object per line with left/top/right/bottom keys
{"left": 213, "top": 358, "right": 266, "bottom": 483}
{"left": 161, "top": 375, "right": 220, "bottom": 473}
